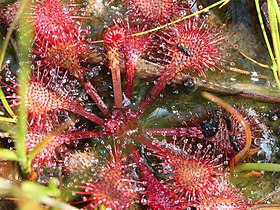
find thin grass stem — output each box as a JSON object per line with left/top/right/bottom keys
{"left": 132, "top": 0, "right": 230, "bottom": 36}
{"left": 239, "top": 51, "right": 270, "bottom": 69}
{"left": 272, "top": 0, "right": 280, "bottom": 22}
{"left": 255, "top": 0, "right": 280, "bottom": 89}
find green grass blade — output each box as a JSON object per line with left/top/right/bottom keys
{"left": 98, "top": 205, "right": 107, "bottom": 210}
{"left": 255, "top": 0, "right": 276, "bottom": 62}
{"left": 272, "top": 0, "right": 280, "bottom": 22}
{"left": 268, "top": 0, "right": 280, "bottom": 78}
{"left": 239, "top": 50, "right": 271, "bottom": 69}
{"left": 0, "top": 87, "right": 17, "bottom": 120}
{"left": 0, "top": 116, "right": 17, "bottom": 123}
{"left": 219, "top": 0, "right": 230, "bottom": 8}
{"left": 0, "top": 148, "right": 18, "bottom": 161}
{"left": 15, "top": 0, "right": 34, "bottom": 174}
{"left": 255, "top": 0, "right": 280, "bottom": 89}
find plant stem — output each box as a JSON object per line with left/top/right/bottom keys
{"left": 272, "top": 0, "right": 280, "bottom": 21}
{"left": 137, "top": 75, "right": 169, "bottom": 115}
{"left": 98, "top": 205, "right": 107, "bottom": 210}
{"left": 201, "top": 92, "right": 251, "bottom": 173}
{"left": 0, "top": 149, "right": 18, "bottom": 161}
{"left": 0, "top": 117, "right": 17, "bottom": 123}
{"left": 0, "top": 0, "right": 28, "bottom": 67}
{"left": 15, "top": 0, "right": 33, "bottom": 174}
{"left": 69, "top": 103, "right": 104, "bottom": 125}
{"left": 0, "top": 88, "right": 17, "bottom": 121}
{"left": 82, "top": 81, "right": 110, "bottom": 117}
{"left": 235, "top": 163, "right": 280, "bottom": 172}
{"left": 239, "top": 51, "right": 271, "bottom": 69}
{"left": 255, "top": 0, "right": 275, "bottom": 62}
{"left": 146, "top": 127, "right": 204, "bottom": 139}
{"left": 0, "top": 0, "right": 29, "bottom": 120}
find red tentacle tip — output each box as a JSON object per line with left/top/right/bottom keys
{"left": 104, "top": 26, "right": 125, "bottom": 49}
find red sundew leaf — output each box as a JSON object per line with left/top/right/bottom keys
{"left": 125, "top": 0, "right": 191, "bottom": 26}
{"left": 196, "top": 183, "right": 249, "bottom": 210}
{"left": 130, "top": 148, "right": 186, "bottom": 210}
{"left": 154, "top": 18, "right": 234, "bottom": 78}
{"left": 26, "top": 129, "right": 71, "bottom": 169}
{"left": 73, "top": 146, "right": 138, "bottom": 209}
{"left": 134, "top": 134, "right": 227, "bottom": 204}
{"left": 33, "top": 0, "right": 77, "bottom": 44}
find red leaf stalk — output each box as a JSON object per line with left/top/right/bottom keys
{"left": 104, "top": 26, "right": 125, "bottom": 108}
{"left": 124, "top": 59, "right": 137, "bottom": 100}
{"left": 146, "top": 127, "right": 204, "bottom": 139}
{"left": 137, "top": 74, "right": 172, "bottom": 115}
{"left": 130, "top": 148, "right": 185, "bottom": 209}
{"left": 82, "top": 81, "right": 109, "bottom": 117}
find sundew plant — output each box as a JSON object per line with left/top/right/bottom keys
{"left": 0, "top": 0, "right": 280, "bottom": 209}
